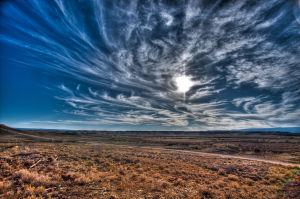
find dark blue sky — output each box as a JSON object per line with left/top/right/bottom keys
{"left": 0, "top": 0, "right": 300, "bottom": 130}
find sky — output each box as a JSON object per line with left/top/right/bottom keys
{"left": 0, "top": 0, "right": 300, "bottom": 131}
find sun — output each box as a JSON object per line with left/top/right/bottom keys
{"left": 175, "top": 75, "right": 193, "bottom": 93}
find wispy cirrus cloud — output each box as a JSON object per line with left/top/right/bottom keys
{"left": 0, "top": 0, "right": 299, "bottom": 130}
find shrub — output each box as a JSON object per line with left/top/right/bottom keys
{"left": 14, "top": 169, "right": 51, "bottom": 187}
{"left": 228, "top": 174, "right": 239, "bottom": 181}
{"left": 244, "top": 178, "right": 254, "bottom": 186}
{"left": 74, "top": 173, "right": 91, "bottom": 185}
{"left": 217, "top": 168, "right": 226, "bottom": 176}
{"left": 61, "top": 171, "right": 77, "bottom": 181}
{"left": 198, "top": 185, "right": 215, "bottom": 198}
{"left": 0, "top": 181, "right": 12, "bottom": 193}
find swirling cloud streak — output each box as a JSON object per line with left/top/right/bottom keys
{"left": 0, "top": 0, "right": 299, "bottom": 130}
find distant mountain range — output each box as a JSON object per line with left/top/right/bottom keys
{"left": 1, "top": 124, "right": 299, "bottom": 133}
{"left": 13, "top": 126, "right": 300, "bottom": 133}
{"left": 238, "top": 127, "right": 300, "bottom": 133}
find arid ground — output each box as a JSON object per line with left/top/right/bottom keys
{"left": 0, "top": 124, "right": 299, "bottom": 198}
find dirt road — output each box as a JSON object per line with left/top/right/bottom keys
{"left": 89, "top": 142, "right": 300, "bottom": 167}
{"left": 3, "top": 127, "right": 56, "bottom": 141}
{"left": 145, "top": 147, "right": 299, "bottom": 167}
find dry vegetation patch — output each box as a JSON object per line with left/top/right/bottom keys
{"left": 0, "top": 143, "right": 299, "bottom": 198}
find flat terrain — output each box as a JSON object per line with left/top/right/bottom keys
{"left": 0, "top": 124, "right": 300, "bottom": 198}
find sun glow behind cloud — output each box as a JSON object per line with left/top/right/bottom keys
{"left": 175, "top": 75, "right": 193, "bottom": 93}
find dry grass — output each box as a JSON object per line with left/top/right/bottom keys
{"left": 0, "top": 143, "right": 299, "bottom": 198}
{"left": 14, "top": 169, "right": 51, "bottom": 187}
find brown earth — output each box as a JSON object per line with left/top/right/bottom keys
{"left": 0, "top": 124, "right": 299, "bottom": 198}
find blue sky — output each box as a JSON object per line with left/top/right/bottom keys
{"left": 0, "top": 0, "right": 300, "bottom": 131}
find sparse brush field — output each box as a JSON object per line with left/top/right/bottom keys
{"left": 0, "top": 125, "right": 299, "bottom": 198}
{"left": 0, "top": 142, "right": 299, "bottom": 199}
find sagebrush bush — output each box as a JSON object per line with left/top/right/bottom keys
{"left": 14, "top": 169, "right": 51, "bottom": 186}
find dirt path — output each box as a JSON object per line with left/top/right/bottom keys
{"left": 89, "top": 142, "right": 300, "bottom": 167}
{"left": 147, "top": 147, "right": 300, "bottom": 167}
{"left": 6, "top": 129, "right": 56, "bottom": 141}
